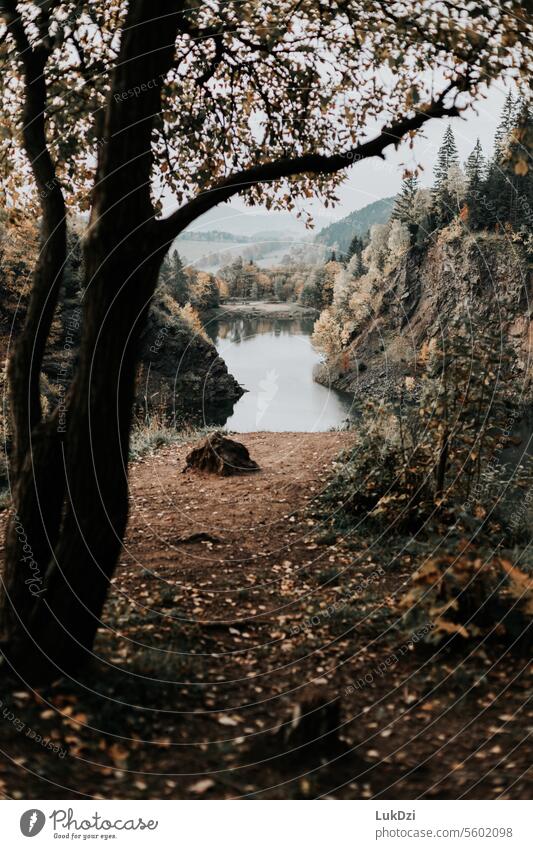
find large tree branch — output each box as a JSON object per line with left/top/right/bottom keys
{"left": 0, "top": 0, "right": 66, "bottom": 474}
{"left": 156, "top": 89, "right": 462, "bottom": 247}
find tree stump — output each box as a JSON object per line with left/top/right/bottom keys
{"left": 183, "top": 431, "right": 260, "bottom": 477}
{"left": 280, "top": 693, "right": 342, "bottom": 758}
{"left": 248, "top": 690, "right": 348, "bottom": 769}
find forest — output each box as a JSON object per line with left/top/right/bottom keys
{"left": 0, "top": 0, "right": 531, "bottom": 821}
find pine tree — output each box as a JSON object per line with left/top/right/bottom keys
{"left": 493, "top": 91, "right": 515, "bottom": 158}
{"left": 464, "top": 139, "right": 487, "bottom": 229}
{"left": 505, "top": 94, "right": 533, "bottom": 229}
{"left": 432, "top": 125, "right": 460, "bottom": 226}
{"left": 434, "top": 125, "right": 460, "bottom": 184}
{"left": 484, "top": 91, "right": 530, "bottom": 229}
{"left": 222, "top": 256, "right": 244, "bottom": 297}
{"left": 348, "top": 250, "right": 363, "bottom": 277}
{"left": 465, "top": 139, "right": 485, "bottom": 186}
{"left": 274, "top": 276, "right": 285, "bottom": 301}
{"left": 241, "top": 260, "right": 258, "bottom": 298}
{"left": 484, "top": 92, "right": 519, "bottom": 228}
{"left": 300, "top": 266, "right": 326, "bottom": 309}
{"left": 391, "top": 173, "right": 419, "bottom": 226}
{"left": 345, "top": 232, "right": 363, "bottom": 264}
{"left": 168, "top": 249, "right": 189, "bottom": 305}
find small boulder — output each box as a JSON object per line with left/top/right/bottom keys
{"left": 184, "top": 431, "right": 260, "bottom": 477}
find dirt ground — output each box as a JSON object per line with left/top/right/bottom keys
{"left": 0, "top": 432, "right": 530, "bottom": 799}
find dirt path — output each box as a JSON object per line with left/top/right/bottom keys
{"left": 124, "top": 432, "right": 351, "bottom": 617}
{"left": 0, "top": 432, "right": 530, "bottom": 800}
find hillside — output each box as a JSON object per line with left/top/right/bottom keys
{"left": 315, "top": 196, "right": 395, "bottom": 255}
{"left": 314, "top": 229, "right": 532, "bottom": 400}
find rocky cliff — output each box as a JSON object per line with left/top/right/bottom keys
{"left": 315, "top": 229, "right": 532, "bottom": 401}
{"left": 136, "top": 293, "right": 243, "bottom": 423}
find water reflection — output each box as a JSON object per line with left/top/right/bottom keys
{"left": 206, "top": 315, "right": 355, "bottom": 432}
{"left": 206, "top": 316, "right": 315, "bottom": 345}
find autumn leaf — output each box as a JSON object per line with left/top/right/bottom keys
{"left": 187, "top": 779, "right": 215, "bottom": 794}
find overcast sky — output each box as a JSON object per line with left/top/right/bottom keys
{"left": 189, "top": 82, "right": 511, "bottom": 235}
{"left": 315, "top": 84, "right": 509, "bottom": 223}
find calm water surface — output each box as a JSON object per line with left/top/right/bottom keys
{"left": 207, "top": 316, "right": 355, "bottom": 432}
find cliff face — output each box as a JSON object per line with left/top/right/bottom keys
{"left": 136, "top": 298, "right": 244, "bottom": 422}
{"left": 315, "top": 230, "right": 532, "bottom": 399}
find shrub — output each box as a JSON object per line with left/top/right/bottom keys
{"left": 400, "top": 553, "right": 533, "bottom": 646}
{"left": 129, "top": 413, "right": 183, "bottom": 461}
{"left": 321, "top": 317, "right": 533, "bottom": 534}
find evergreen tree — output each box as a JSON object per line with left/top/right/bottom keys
{"left": 300, "top": 281, "right": 320, "bottom": 308}
{"left": 505, "top": 94, "right": 533, "bottom": 229}
{"left": 158, "top": 249, "right": 190, "bottom": 305}
{"left": 347, "top": 245, "right": 364, "bottom": 277}
{"left": 241, "top": 260, "right": 258, "bottom": 297}
{"left": 493, "top": 91, "right": 515, "bottom": 158}
{"left": 465, "top": 139, "right": 485, "bottom": 186}
{"left": 274, "top": 276, "right": 285, "bottom": 301}
{"left": 464, "top": 139, "right": 487, "bottom": 229}
{"left": 391, "top": 173, "right": 419, "bottom": 226}
{"left": 434, "top": 125, "right": 460, "bottom": 183}
{"left": 484, "top": 91, "right": 530, "bottom": 229}
{"left": 300, "top": 266, "right": 326, "bottom": 309}
{"left": 432, "top": 125, "right": 460, "bottom": 226}
{"left": 221, "top": 256, "right": 245, "bottom": 297}
{"left": 345, "top": 232, "right": 363, "bottom": 264}
{"left": 168, "top": 249, "right": 189, "bottom": 305}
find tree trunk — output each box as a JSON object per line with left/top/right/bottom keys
{"left": 0, "top": 0, "right": 181, "bottom": 683}
{"left": 1, "top": 226, "right": 165, "bottom": 680}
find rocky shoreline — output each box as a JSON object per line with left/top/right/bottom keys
{"left": 138, "top": 302, "right": 244, "bottom": 422}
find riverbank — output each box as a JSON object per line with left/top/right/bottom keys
{"left": 212, "top": 300, "right": 318, "bottom": 320}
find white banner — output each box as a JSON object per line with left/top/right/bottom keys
{"left": 0, "top": 799, "right": 531, "bottom": 848}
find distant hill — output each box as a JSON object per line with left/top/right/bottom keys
{"left": 315, "top": 197, "right": 395, "bottom": 255}
{"left": 176, "top": 230, "right": 253, "bottom": 243}
{"left": 176, "top": 228, "right": 300, "bottom": 245}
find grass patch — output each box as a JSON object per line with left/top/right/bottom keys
{"left": 129, "top": 415, "right": 224, "bottom": 461}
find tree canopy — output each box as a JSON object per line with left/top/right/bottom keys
{"left": 1, "top": 1, "right": 531, "bottom": 229}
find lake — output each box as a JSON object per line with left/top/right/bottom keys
{"left": 206, "top": 314, "right": 355, "bottom": 432}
